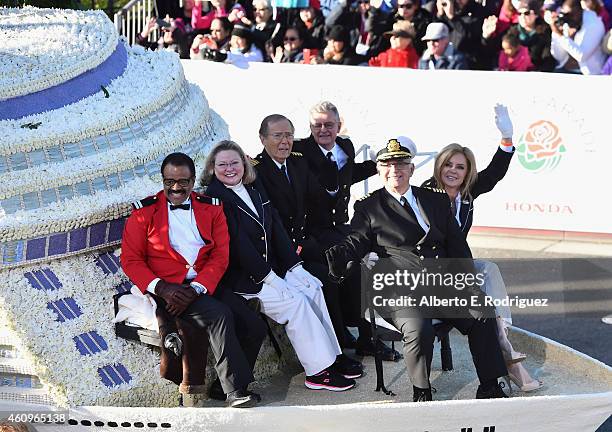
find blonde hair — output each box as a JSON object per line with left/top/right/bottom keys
{"left": 200, "top": 140, "right": 257, "bottom": 186}
{"left": 433, "top": 143, "right": 478, "bottom": 200}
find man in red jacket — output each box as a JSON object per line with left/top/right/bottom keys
{"left": 121, "top": 152, "right": 265, "bottom": 408}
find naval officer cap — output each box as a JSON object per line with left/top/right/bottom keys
{"left": 376, "top": 137, "right": 417, "bottom": 162}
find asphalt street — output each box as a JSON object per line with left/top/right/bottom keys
{"left": 471, "top": 243, "right": 612, "bottom": 431}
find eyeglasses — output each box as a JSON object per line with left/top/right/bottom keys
{"left": 215, "top": 161, "right": 242, "bottom": 170}
{"left": 163, "top": 178, "right": 193, "bottom": 187}
{"left": 284, "top": 36, "right": 298, "bottom": 41}
{"left": 267, "top": 132, "right": 295, "bottom": 140}
{"left": 398, "top": 3, "right": 414, "bottom": 8}
{"left": 311, "top": 122, "right": 337, "bottom": 130}
{"left": 518, "top": 10, "right": 534, "bottom": 15}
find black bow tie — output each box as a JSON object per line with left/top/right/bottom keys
{"left": 169, "top": 203, "right": 190, "bottom": 211}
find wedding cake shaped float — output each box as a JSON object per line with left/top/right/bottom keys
{"left": 0, "top": 6, "right": 274, "bottom": 408}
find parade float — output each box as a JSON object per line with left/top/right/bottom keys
{"left": 0, "top": 6, "right": 610, "bottom": 432}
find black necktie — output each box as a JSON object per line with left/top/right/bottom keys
{"left": 400, "top": 197, "right": 425, "bottom": 235}
{"left": 280, "top": 164, "right": 291, "bottom": 184}
{"left": 327, "top": 151, "right": 339, "bottom": 171}
{"left": 169, "top": 203, "right": 190, "bottom": 211}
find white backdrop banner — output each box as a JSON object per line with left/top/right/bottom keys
{"left": 182, "top": 61, "right": 612, "bottom": 235}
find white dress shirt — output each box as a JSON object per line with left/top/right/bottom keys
{"left": 387, "top": 186, "right": 430, "bottom": 234}
{"left": 146, "top": 198, "right": 207, "bottom": 295}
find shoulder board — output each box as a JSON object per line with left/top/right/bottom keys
{"left": 250, "top": 158, "right": 260, "bottom": 166}
{"left": 131, "top": 195, "right": 158, "bottom": 210}
{"left": 357, "top": 193, "right": 371, "bottom": 201}
{"left": 423, "top": 186, "right": 446, "bottom": 194}
{"left": 195, "top": 194, "right": 221, "bottom": 206}
{"left": 290, "top": 152, "right": 302, "bottom": 157}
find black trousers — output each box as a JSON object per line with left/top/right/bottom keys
{"left": 311, "top": 225, "right": 372, "bottom": 342}
{"left": 179, "top": 288, "right": 266, "bottom": 394}
{"left": 390, "top": 315, "right": 508, "bottom": 389}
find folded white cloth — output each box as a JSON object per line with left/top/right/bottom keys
{"left": 112, "top": 286, "right": 158, "bottom": 331}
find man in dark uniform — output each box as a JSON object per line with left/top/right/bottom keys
{"left": 293, "top": 101, "right": 400, "bottom": 361}
{"left": 326, "top": 140, "right": 509, "bottom": 401}
{"left": 121, "top": 152, "right": 265, "bottom": 408}
{"left": 252, "top": 114, "right": 363, "bottom": 376}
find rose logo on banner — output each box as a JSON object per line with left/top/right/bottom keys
{"left": 516, "top": 120, "right": 567, "bottom": 173}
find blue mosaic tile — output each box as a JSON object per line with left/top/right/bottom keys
{"left": 25, "top": 268, "right": 62, "bottom": 291}
{"left": 108, "top": 218, "right": 125, "bottom": 242}
{"left": 96, "top": 252, "right": 120, "bottom": 275}
{"left": 74, "top": 331, "right": 108, "bottom": 356}
{"left": 115, "top": 280, "right": 132, "bottom": 293}
{"left": 48, "top": 233, "right": 68, "bottom": 256}
{"left": 25, "top": 237, "right": 46, "bottom": 260}
{"left": 98, "top": 364, "right": 131, "bottom": 387}
{"left": 47, "top": 297, "right": 82, "bottom": 322}
{"left": 69, "top": 228, "right": 87, "bottom": 252}
{"left": 89, "top": 223, "right": 107, "bottom": 247}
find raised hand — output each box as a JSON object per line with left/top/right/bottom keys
{"left": 494, "top": 104, "right": 513, "bottom": 139}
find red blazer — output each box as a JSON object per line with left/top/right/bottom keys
{"left": 120, "top": 190, "right": 229, "bottom": 295}
{"left": 368, "top": 46, "right": 419, "bottom": 69}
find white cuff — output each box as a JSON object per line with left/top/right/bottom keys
{"left": 147, "top": 278, "right": 161, "bottom": 295}
{"left": 190, "top": 282, "right": 207, "bottom": 295}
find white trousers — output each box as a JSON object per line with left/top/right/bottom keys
{"left": 474, "top": 259, "right": 512, "bottom": 325}
{"left": 242, "top": 284, "right": 341, "bottom": 376}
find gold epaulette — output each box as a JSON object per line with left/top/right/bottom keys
{"left": 195, "top": 194, "right": 221, "bottom": 206}
{"left": 423, "top": 186, "right": 446, "bottom": 194}
{"left": 358, "top": 193, "right": 371, "bottom": 201}
{"left": 131, "top": 195, "right": 158, "bottom": 210}
{"left": 290, "top": 152, "right": 303, "bottom": 157}
{"left": 248, "top": 156, "right": 260, "bottom": 166}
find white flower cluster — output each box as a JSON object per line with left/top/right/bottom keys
{"left": 0, "top": 7, "right": 118, "bottom": 100}
{"left": 0, "top": 252, "right": 177, "bottom": 407}
{"left": 0, "top": 103, "right": 230, "bottom": 244}
{"left": 0, "top": 44, "right": 184, "bottom": 156}
{"left": 1, "top": 84, "right": 208, "bottom": 200}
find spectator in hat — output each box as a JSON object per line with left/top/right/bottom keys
{"left": 195, "top": 24, "right": 264, "bottom": 64}
{"left": 322, "top": 24, "right": 370, "bottom": 63}
{"left": 190, "top": 16, "right": 232, "bottom": 58}
{"left": 367, "top": 0, "right": 433, "bottom": 56}
{"left": 498, "top": 30, "right": 535, "bottom": 69}
{"left": 368, "top": 20, "right": 420, "bottom": 66}
{"left": 418, "top": 22, "right": 469, "bottom": 68}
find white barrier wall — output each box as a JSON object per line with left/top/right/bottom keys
{"left": 182, "top": 61, "right": 612, "bottom": 235}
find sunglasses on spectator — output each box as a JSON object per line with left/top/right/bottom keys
{"left": 357, "top": 0, "right": 370, "bottom": 3}
{"left": 398, "top": 2, "right": 415, "bottom": 8}
{"left": 311, "top": 122, "right": 337, "bottom": 130}
{"left": 163, "top": 178, "right": 194, "bottom": 187}
{"left": 518, "top": 9, "right": 534, "bottom": 15}
{"left": 284, "top": 36, "right": 299, "bottom": 41}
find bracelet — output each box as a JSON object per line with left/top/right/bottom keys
{"left": 500, "top": 138, "right": 513, "bottom": 146}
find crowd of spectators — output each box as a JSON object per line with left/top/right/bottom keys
{"left": 140, "top": 0, "right": 612, "bottom": 73}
